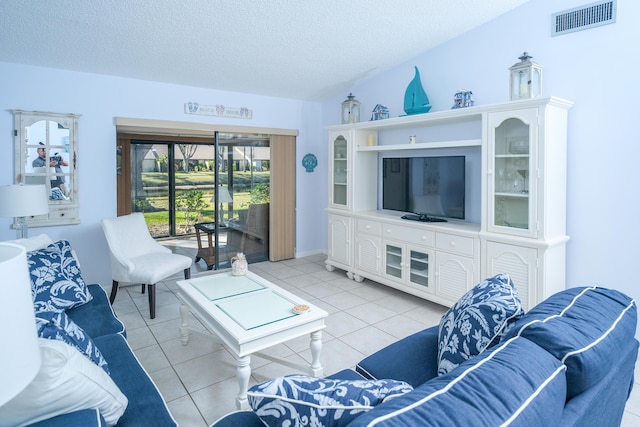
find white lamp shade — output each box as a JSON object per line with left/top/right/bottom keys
{"left": 0, "top": 184, "right": 49, "bottom": 217}
{"left": 211, "top": 186, "right": 233, "bottom": 203}
{"left": 0, "top": 243, "right": 41, "bottom": 406}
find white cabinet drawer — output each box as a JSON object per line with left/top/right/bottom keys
{"left": 48, "top": 206, "right": 80, "bottom": 225}
{"left": 435, "top": 233, "right": 474, "bottom": 257}
{"left": 383, "top": 224, "right": 434, "bottom": 247}
{"left": 357, "top": 219, "right": 382, "bottom": 235}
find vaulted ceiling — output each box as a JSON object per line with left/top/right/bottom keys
{"left": 0, "top": 0, "right": 529, "bottom": 100}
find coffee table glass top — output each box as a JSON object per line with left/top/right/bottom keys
{"left": 185, "top": 272, "right": 303, "bottom": 330}
{"left": 191, "top": 274, "right": 265, "bottom": 301}
{"left": 216, "top": 290, "right": 298, "bottom": 330}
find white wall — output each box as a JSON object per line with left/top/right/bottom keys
{"left": 2, "top": 0, "right": 637, "bottom": 337}
{"left": 321, "top": 0, "right": 640, "bottom": 336}
{"left": 0, "top": 63, "right": 328, "bottom": 285}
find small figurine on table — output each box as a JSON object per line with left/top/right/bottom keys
{"left": 231, "top": 252, "right": 248, "bottom": 276}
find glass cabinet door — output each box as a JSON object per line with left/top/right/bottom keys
{"left": 383, "top": 242, "right": 433, "bottom": 290}
{"left": 408, "top": 248, "right": 431, "bottom": 289}
{"left": 489, "top": 110, "right": 537, "bottom": 237}
{"left": 331, "top": 135, "right": 348, "bottom": 207}
{"left": 384, "top": 243, "right": 403, "bottom": 280}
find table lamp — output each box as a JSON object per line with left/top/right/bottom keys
{"left": 211, "top": 186, "right": 233, "bottom": 224}
{"left": 0, "top": 184, "right": 49, "bottom": 239}
{"left": 0, "top": 243, "right": 41, "bottom": 406}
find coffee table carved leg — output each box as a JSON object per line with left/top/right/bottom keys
{"left": 309, "top": 330, "right": 323, "bottom": 377}
{"left": 236, "top": 355, "right": 251, "bottom": 410}
{"left": 180, "top": 303, "right": 190, "bottom": 345}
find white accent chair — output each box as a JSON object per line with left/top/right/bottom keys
{"left": 102, "top": 213, "right": 192, "bottom": 319}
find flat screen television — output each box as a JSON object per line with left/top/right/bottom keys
{"left": 382, "top": 156, "right": 465, "bottom": 220}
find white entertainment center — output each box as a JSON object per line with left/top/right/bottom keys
{"left": 325, "top": 97, "right": 572, "bottom": 311}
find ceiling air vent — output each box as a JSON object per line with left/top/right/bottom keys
{"left": 552, "top": 0, "right": 616, "bottom": 36}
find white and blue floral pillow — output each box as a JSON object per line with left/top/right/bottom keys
{"left": 27, "top": 240, "right": 92, "bottom": 314}
{"left": 437, "top": 273, "right": 524, "bottom": 376}
{"left": 248, "top": 375, "right": 413, "bottom": 426}
{"left": 35, "top": 310, "right": 110, "bottom": 374}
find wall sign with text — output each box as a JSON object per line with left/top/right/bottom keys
{"left": 184, "top": 102, "right": 252, "bottom": 119}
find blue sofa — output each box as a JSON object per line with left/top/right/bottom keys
{"left": 27, "top": 283, "right": 178, "bottom": 427}
{"left": 213, "top": 286, "right": 638, "bottom": 426}
{"left": 0, "top": 235, "right": 177, "bottom": 426}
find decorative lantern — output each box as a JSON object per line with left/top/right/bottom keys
{"left": 341, "top": 93, "right": 361, "bottom": 124}
{"left": 509, "top": 52, "right": 542, "bottom": 101}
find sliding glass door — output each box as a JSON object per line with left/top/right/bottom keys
{"left": 128, "top": 135, "right": 271, "bottom": 268}
{"left": 222, "top": 136, "right": 271, "bottom": 264}
{"left": 130, "top": 141, "right": 217, "bottom": 237}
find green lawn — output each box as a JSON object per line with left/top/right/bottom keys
{"left": 142, "top": 170, "right": 269, "bottom": 190}
{"left": 135, "top": 170, "right": 269, "bottom": 235}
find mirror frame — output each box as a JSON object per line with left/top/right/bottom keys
{"left": 13, "top": 110, "right": 80, "bottom": 227}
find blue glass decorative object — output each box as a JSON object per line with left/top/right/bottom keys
{"left": 302, "top": 153, "right": 317, "bottom": 173}
{"left": 403, "top": 66, "right": 432, "bottom": 115}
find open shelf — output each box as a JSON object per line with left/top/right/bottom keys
{"left": 357, "top": 139, "right": 481, "bottom": 152}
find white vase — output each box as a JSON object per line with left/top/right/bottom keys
{"left": 231, "top": 253, "right": 248, "bottom": 276}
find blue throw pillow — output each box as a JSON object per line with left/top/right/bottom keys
{"left": 248, "top": 375, "right": 413, "bottom": 426}
{"left": 35, "top": 310, "right": 110, "bottom": 374}
{"left": 437, "top": 273, "right": 524, "bottom": 375}
{"left": 28, "top": 240, "right": 92, "bottom": 314}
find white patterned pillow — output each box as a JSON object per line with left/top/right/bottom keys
{"left": 437, "top": 273, "right": 524, "bottom": 375}
{"left": 36, "top": 310, "right": 109, "bottom": 374}
{"left": 28, "top": 240, "right": 92, "bottom": 314}
{"left": 248, "top": 375, "right": 413, "bottom": 426}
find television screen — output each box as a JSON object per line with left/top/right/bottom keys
{"left": 382, "top": 156, "right": 465, "bottom": 220}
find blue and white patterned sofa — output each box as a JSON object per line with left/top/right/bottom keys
{"left": 213, "top": 282, "right": 638, "bottom": 427}
{"left": 0, "top": 235, "right": 177, "bottom": 427}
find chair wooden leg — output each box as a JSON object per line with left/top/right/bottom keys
{"left": 141, "top": 284, "right": 146, "bottom": 294}
{"left": 148, "top": 283, "right": 156, "bottom": 319}
{"left": 109, "top": 280, "right": 119, "bottom": 304}
{"left": 184, "top": 268, "right": 191, "bottom": 280}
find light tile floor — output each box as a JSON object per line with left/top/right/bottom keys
{"left": 108, "top": 239, "right": 640, "bottom": 426}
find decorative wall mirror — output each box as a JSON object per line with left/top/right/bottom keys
{"left": 13, "top": 110, "right": 80, "bottom": 227}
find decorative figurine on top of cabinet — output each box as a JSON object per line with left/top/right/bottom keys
{"left": 452, "top": 90, "right": 474, "bottom": 109}
{"left": 370, "top": 104, "right": 389, "bottom": 121}
{"left": 341, "top": 93, "right": 361, "bottom": 124}
{"left": 403, "top": 66, "right": 432, "bottom": 115}
{"left": 509, "top": 51, "right": 542, "bottom": 101}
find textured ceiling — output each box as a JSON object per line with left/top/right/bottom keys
{"left": 0, "top": 0, "right": 529, "bottom": 100}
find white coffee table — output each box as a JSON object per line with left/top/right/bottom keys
{"left": 176, "top": 270, "right": 328, "bottom": 409}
